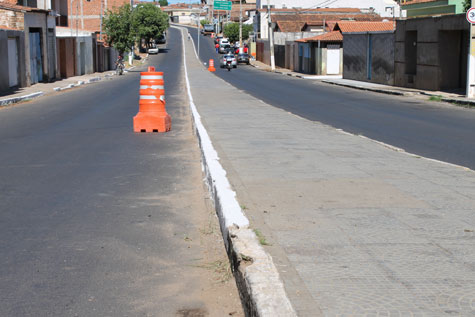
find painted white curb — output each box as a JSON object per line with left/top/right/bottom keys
{"left": 176, "top": 25, "right": 296, "bottom": 317}
{"left": 0, "top": 91, "right": 44, "bottom": 106}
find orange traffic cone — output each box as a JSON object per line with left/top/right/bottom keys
{"left": 133, "top": 67, "right": 171, "bottom": 133}
{"left": 208, "top": 59, "right": 216, "bottom": 72}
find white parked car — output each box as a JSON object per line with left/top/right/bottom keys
{"left": 148, "top": 45, "right": 159, "bottom": 54}
{"left": 219, "top": 38, "right": 229, "bottom": 46}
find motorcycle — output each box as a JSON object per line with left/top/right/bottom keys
{"left": 115, "top": 60, "right": 125, "bottom": 75}
{"left": 226, "top": 58, "right": 232, "bottom": 71}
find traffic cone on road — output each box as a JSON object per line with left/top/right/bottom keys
{"left": 133, "top": 67, "right": 171, "bottom": 133}
{"left": 208, "top": 59, "right": 216, "bottom": 72}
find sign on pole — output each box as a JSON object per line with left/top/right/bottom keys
{"left": 467, "top": 6, "right": 475, "bottom": 97}
{"left": 214, "top": 0, "right": 232, "bottom": 11}
{"left": 467, "top": 7, "right": 475, "bottom": 24}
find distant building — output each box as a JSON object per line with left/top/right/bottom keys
{"left": 255, "top": 0, "right": 401, "bottom": 18}
{"left": 399, "top": 0, "right": 464, "bottom": 18}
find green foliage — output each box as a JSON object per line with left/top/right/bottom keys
{"left": 103, "top": 4, "right": 135, "bottom": 55}
{"left": 159, "top": 0, "right": 168, "bottom": 7}
{"left": 464, "top": 0, "right": 471, "bottom": 12}
{"left": 223, "top": 22, "right": 253, "bottom": 43}
{"left": 132, "top": 3, "right": 169, "bottom": 46}
{"left": 200, "top": 19, "right": 210, "bottom": 27}
{"left": 429, "top": 95, "right": 442, "bottom": 102}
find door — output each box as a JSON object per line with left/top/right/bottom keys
{"left": 29, "top": 31, "right": 43, "bottom": 84}
{"left": 327, "top": 45, "right": 340, "bottom": 75}
{"left": 8, "top": 38, "right": 19, "bottom": 87}
{"left": 80, "top": 42, "right": 86, "bottom": 75}
{"left": 47, "top": 29, "right": 56, "bottom": 80}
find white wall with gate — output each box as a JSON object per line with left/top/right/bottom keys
{"left": 326, "top": 45, "right": 341, "bottom": 75}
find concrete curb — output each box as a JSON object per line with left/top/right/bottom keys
{"left": 0, "top": 91, "right": 44, "bottom": 106}
{"left": 321, "top": 80, "right": 412, "bottom": 96}
{"left": 178, "top": 26, "right": 296, "bottom": 317}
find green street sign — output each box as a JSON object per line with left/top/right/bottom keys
{"left": 214, "top": 0, "right": 232, "bottom": 11}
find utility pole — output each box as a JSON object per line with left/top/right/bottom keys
{"left": 197, "top": 11, "right": 200, "bottom": 58}
{"left": 239, "top": 0, "right": 242, "bottom": 53}
{"left": 266, "top": 0, "right": 275, "bottom": 71}
{"left": 467, "top": 0, "right": 475, "bottom": 98}
{"left": 129, "top": 0, "right": 134, "bottom": 66}
{"left": 100, "top": 0, "right": 103, "bottom": 40}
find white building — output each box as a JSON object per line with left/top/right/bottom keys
{"left": 256, "top": 0, "right": 401, "bottom": 18}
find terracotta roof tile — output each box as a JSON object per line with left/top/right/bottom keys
{"left": 296, "top": 30, "right": 343, "bottom": 43}
{"left": 276, "top": 21, "right": 306, "bottom": 32}
{"left": 334, "top": 21, "right": 395, "bottom": 33}
{"left": 258, "top": 8, "right": 362, "bottom": 13}
{"left": 325, "top": 21, "right": 337, "bottom": 31}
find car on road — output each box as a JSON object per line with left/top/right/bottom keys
{"left": 236, "top": 52, "right": 250, "bottom": 64}
{"left": 156, "top": 33, "right": 166, "bottom": 44}
{"left": 148, "top": 44, "right": 159, "bottom": 54}
{"left": 219, "top": 38, "right": 229, "bottom": 46}
{"left": 219, "top": 44, "right": 232, "bottom": 54}
{"left": 214, "top": 35, "right": 223, "bottom": 45}
{"left": 201, "top": 24, "right": 214, "bottom": 36}
{"left": 220, "top": 53, "right": 237, "bottom": 68}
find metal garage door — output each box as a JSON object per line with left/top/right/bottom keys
{"left": 8, "top": 38, "right": 19, "bottom": 87}
{"left": 327, "top": 45, "right": 340, "bottom": 75}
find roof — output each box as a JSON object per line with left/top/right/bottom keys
{"left": 276, "top": 21, "right": 306, "bottom": 32}
{"left": 334, "top": 21, "right": 395, "bottom": 33}
{"left": 0, "top": 2, "right": 50, "bottom": 12}
{"left": 272, "top": 13, "right": 383, "bottom": 32}
{"left": 257, "top": 7, "right": 362, "bottom": 13}
{"left": 325, "top": 21, "right": 337, "bottom": 32}
{"left": 296, "top": 30, "right": 343, "bottom": 43}
{"left": 400, "top": 0, "right": 438, "bottom": 5}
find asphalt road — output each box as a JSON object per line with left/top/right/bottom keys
{"left": 185, "top": 26, "right": 475, "bottom": 170}
{"left": 0, "top": 27, "right": 240, "bottom": 316}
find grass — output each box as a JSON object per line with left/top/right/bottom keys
{"left": 195, "top": 259, "right": 232, "bottom": 283}
{"left": 429, "top": 95, "right": 443, "bottom": 102}
{"left": 253, "top": 229, "right": 270, "bottom": 246}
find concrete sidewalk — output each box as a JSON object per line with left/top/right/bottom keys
{"left": 250, "top": 60, "right": 475, "bottom": 107}
{"left": 0, "top": 58, "right": 147, "bottom": 107}
{"left": 181, "top": 30, "right": 475, "bottom": 316}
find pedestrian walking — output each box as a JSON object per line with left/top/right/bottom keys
{"left": 215, "top": 43, "right": 219, "bottom": 53}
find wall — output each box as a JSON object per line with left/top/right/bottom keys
{"left": 344, "top": 32, "right": 394, "bottom": 85}
{"left": 256, "top": 0, "right": 401, "bottom": 18}
{"left": 25, "top": 12, "right": 51, "bottom": 86}
{"left": 68, "top": 0, "right": 130, "bottom": 32}
{"left": 274, "top": 31, "right": 321, "bottom": 45}
{"left": 75, "top": 36, "right": 93, "bottom": 75}
{"left": 395, "top": 14, "right": 468, "bottom": 91}
{"left": 256, "top": 39, "right": 270, "bottom": 65}
{"left": 0, "top": 29, "right": 27, "bottom": 92}
{"left": 0, "top": 8, "right": 25, "bottom": 30}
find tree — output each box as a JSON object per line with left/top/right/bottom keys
{"left": 159, "top": 0, "right": 168, "bottom": 7}
{"left": 200, "top": 19, "right": 210, "bottom": 27}
{"left": 131, "top": 3, "right": 169, "bottom": 47}
{"left": 102, "top": 4, "right": 135, "bottom": 55}
{"left": 464, "top": 0, "right": 471, "bottom": 12}
{"left": 223, "top": 23, "right": 253, "bottom": 43}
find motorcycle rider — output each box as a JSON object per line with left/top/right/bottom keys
{"left": 115, "top": 55, "right": 125, "bottom": 75}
